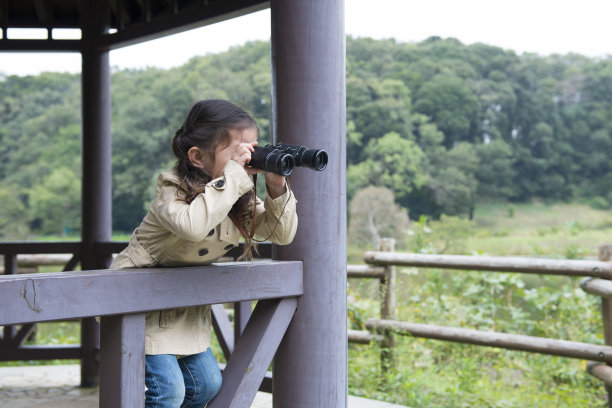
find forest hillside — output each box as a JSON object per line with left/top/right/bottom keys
{"left": 1, "top": 36, "right": 611, "bottom": 238}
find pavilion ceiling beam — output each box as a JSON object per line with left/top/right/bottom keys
{"left": 1, "top": 0, "right": 8, "bottom": 35}
{"left": 0, "top": 39, "right": 81, "bottom": 52}
{"left": 110, "top": 0, "right": 130, "bottom": 30}
{"left": 100, "top": 0, "right": 268, "bottom": 50}
{"left": 169, "top": 0, "right": 179, "bottom": 15}
{"left": 33, "top": 0, "right": 51, "bottom": 26}
{"left": 140, "top": 0, "right": 152, "bottom": 23}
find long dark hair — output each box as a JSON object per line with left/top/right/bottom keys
{"left": 171, "top": 99, "right": 258, "bottom": 260}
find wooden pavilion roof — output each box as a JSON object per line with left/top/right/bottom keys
{"left": 0, "top": 0, "right": 269, "bottom": 51}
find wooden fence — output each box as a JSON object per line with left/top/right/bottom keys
{"left": 347, "top": 239, "right": 612, "bottom": 406}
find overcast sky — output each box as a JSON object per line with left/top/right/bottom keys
{"left": 1, "top": 0, "right": 611, "bottom": 76}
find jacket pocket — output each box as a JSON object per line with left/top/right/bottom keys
{"left": 159, "top": 309, "right": 176, "bottom": 328}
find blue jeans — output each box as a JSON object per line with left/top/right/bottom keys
{"left": 145, "top": 349, "right": 222, "bottom": 408}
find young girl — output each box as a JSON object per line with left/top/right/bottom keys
{"left": 110, "top": 99, "right": 298, "bottom": 407}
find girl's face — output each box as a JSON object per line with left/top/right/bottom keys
{"left": 207, "top": 127, "right": 258, "bottom": 178}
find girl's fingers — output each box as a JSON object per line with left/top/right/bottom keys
{"left": 245, "top": 167, "right": 263, "bottom": 176}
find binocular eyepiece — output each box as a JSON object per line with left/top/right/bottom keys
{"left": 249, "top": 142, "right": 328, "bottom": 176}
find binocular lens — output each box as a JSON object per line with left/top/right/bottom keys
{"left": 313, "top": 150, "right": 328, "bottom": 171}
{"left": 250, "top": 146, "right": 295, "bottom": 176}
{"left": 278, "top": 155, "right": 294, "bottom": 176}
{"left": 300, "top": 149, "right": 328, "bottom": 171}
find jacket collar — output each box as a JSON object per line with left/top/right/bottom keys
{"left": 159, "top": 168, "right": 181, "bottom": 185}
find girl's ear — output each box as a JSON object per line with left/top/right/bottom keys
{"left": 187, "top": 147, "right": 207, "bottom": 169}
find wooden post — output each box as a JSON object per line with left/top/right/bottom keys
{"left": 99, "top": 313, "right": 146, "bottom": 408}
{"left": 379, "top": 238, "right": 396, "bottom": 373}
{"left": 599, "top": 244, "right": 612, "bottom": 408}
{"left": 80, "top": 0, "right": 112, "bottom": 387}
{"left": 234, "top": 301, "right": 252, "bottom": 341}
{"left": 209, "top": 298, "right": 298, "bottom": 408}
{"left": 2, "top": 254, "right": 17, "bottom": 342}
{"left": 271, "top": 0, "right": 347, "bottom": 406}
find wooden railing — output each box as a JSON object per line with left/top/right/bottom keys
{"left": 0, "top": 241, "right": 300, "bottom": 408}
{"left": 347, "top": 240, "right": 612, "bottom": 404}
{"left": 0, "top": 241, "right": 273, "bottom": 362}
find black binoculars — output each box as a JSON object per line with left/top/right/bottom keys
{"left": 249, "top": 142, "right": 328, "bottom": 176}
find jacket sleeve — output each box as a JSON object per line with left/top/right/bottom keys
{"left": 254, "top": 184, "right": 298, "bottom": 245}
{"left": 151, "top": 161, "right": 254, "bottom": 242}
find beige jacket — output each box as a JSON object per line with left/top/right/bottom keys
{"left": 110, "top": 160, "right": 298, "bottom": 355}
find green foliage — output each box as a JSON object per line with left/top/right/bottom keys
{"left": 348, "top": 131, "right": 427, "bottom": 205}
{"left": 1, "top": 36, "right": 612, "bottom": 236}
{"left": 28, "top": 167, "right": 81, "bottom": 236}
{"left": 414, "top": 74, "right": 480, "bottom": 147}
{"left": 0, "top": 184, "right": 29, "bottom": 239}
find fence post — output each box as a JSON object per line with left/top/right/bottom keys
{"left": 2, "top": 254, "right": 17, "bottom": 343}
{"left": 379, "top": 238, "right": 396, "bottom": 373}
{"left": 600, "top": 244, "right": 612, "bottom": 408}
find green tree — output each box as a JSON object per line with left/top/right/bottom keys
{"left": 0, "top": 185, "right": 29, "bottom": 239}
{"left": 28, "top": 167, "right": 81, "bottom": 236}
{"left": 475, "top": 140, "right": 516, "bottom": 199}
{"left": 413, "top": 74, "right": 480, "bottom": 148}
{"left": 347, "top": 131, "right": 426, "bottom": 204}
{"left": 428, "top": 142, "right": 480, "bottom": 217}
{"left": 347, "top": 77, "right": 413, "bottom": 163}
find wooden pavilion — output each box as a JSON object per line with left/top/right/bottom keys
{"left": 0, "top": 1, "right": 347, "bottom": 407}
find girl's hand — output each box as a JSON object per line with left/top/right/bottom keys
{"left": 264, "top": 172, "right": 287, "bottom": 199}
{"left": 230, "top": 140, "right": 286, "bottom": 197}
{"left": 231, "top": 141, "right": 257, "bottom": 169}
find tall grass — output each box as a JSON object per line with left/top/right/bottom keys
{"left": 348, "top": 201, "right": 612, "bottom": 407}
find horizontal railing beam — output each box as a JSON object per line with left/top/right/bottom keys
{"left": 0, "top": 345, "right": 81, "bottom": 361}
{"left": 348, "top": 329, "right": 383, "bottom": 344}
{"left": 366, "top": 319, "right": 612, "bottom": 363}
{"left": 0, "top": 260, "right": 302, "bottom": 326}
{"left": 588, "top": 362, "right": 612, "bottom": 387}
{"left": 581, "top": 277, "right": 612, "bottom": 299}
{"left": 364, "top": 252, "right": 612, "bottom": 279}
{"left": 14, "top": 254, "right": 76, "bottom": 267}
{"left": 347, "top": 265, "right": 385, "bottom": 279}
{"left": 0, "top": 242, "right": 81, "bottom": 255}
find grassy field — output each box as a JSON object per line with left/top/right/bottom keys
{"left": 347, "top": 201, "right": 612, "bottom": 407}
{"left": 3, "top": 201, "right": 612, "bottom": 407}
{"left": 468, "top": 201, "right": 612, "bottom": 258}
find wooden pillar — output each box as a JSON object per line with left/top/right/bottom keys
{"left": 270, "top": 0, "right": 347, "bottom": 406}
{"left": 99, "top": 313, "right": 146, "bottom": 408}
{"left": 2, "top": 254, "right": 17, "bottom": 342}
{"left": 600, "top": 244, "right": 612, "bottom": 407}
{"left": 80, "top": 0, "right": 112, "bottom": 387}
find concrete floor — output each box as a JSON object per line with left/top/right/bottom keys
{"left": 0, "top": 364, "right": 409, "bottom": 408}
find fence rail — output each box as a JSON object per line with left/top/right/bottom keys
{"left": 366, "top": 319, "right": 612, "bottom": 362}
{"left": 364, "top": 251, "right": 612, "bottom": 278}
